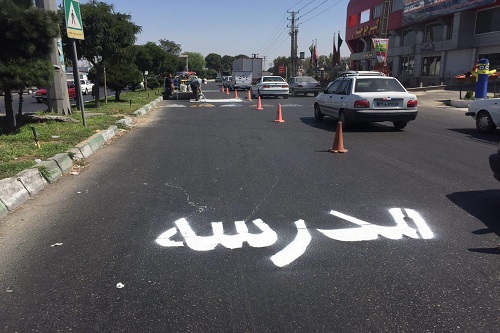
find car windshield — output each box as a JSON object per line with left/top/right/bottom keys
{"left": 263, "top": 77, "right": 285, "bottom": 82}
{"left": 354, "top": 78, "right": 406, "bottom": 93}
{"left": 296, "top": 76, "right": 317, "bottom": 83}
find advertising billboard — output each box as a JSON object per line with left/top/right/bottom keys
{"left": 402, "top": 0, "right": 495, "bottom": 25}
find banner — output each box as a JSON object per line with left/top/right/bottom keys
{"left": 372, "top": 38, "right": 389, "bottom": 64}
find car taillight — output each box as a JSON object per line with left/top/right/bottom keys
{"left": 354, "top": 99, "right": 370, "bottom": 108}
{"left": 407, "top": 99, "right": 418, "bottom": 107}
{"left": 315, "top": 84, "right": 320, "bottom": 87}
{"left": 282, "top": 84, "right": 288, "bottom": 88}
{"left": 263, "top": 85, "right": 271, "bottom": 88}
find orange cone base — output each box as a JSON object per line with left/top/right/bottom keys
{"left": 328, "top": 148, "right": 348, "bottom": 153}
{"left": 274, "top": 119, "right": 285, "bottom": 123}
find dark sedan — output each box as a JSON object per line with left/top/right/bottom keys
{"left": 288, "top": 76, "right": 321, "bottom": 96}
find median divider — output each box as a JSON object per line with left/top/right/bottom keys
{"left": 0, "top": 96, "right": 164, "bottom": 218}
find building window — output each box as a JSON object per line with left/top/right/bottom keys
{"left": 402, "top": 29, "right": 416, "bottom": 46}
{"left": 475, "top": 7, "right": 500, "bottom": 34}
{"left": 422, "top": 56, "right": 441, "bottom": 76}
{"left": 360, "top": 9, "right": 370, "bottom": 23}
{"left": 348, "top": 14, "right": 357, "bottom": 27}
{"left": 373, "top": 4, "right": 384, "bottom": 19}
{"left": 391, "top": 0, "right": 404, "bottom": 12}
{"left": 400, "top": 56, "right": 414, "bottom": 77}
{"left": 425, "top": 23, "right": 444, "bottom": 43}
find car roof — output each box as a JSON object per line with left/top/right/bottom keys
{"left": 338, "top": 71, "right": 386, "bottom": 77}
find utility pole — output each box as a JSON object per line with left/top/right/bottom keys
{"left": 263, "top": 56, "right": 266, "bottom": 72}
{"left": 288, "top": 11, "right": 298, "bottom": 77}
{"left": 35, "top": 0, "right": 72, "bottom": 115}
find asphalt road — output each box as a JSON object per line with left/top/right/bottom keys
{"left": 0, "top": 82, "right": 499, "bottom": 332}
{"left": 0, "top": 87, "right": 114, "bottom": 115}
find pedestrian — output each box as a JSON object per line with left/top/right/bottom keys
{"left": 190, "top": 76, "right": 202, "bottom": 101}
{"left": 164, "top": 74, "right": 173, "bottom": 99}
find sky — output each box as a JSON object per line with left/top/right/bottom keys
{"left": 61, "top": 0, "right": 350, "bottom": 69}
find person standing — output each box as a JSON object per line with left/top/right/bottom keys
{"left": 164, "top": 74, "right": 173, "bottom": 99}
{"left": 190, "top": 76, "right": 202, "bottom": 101}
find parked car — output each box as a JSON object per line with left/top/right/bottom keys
{"left": 490, "top": 142, "right": 500, "bottom": 182}
{"left": 313, "top": 73, "right": 418, "bottom": 129}
{"left": 465, "top": 98, "right": 500, "bottom": 133}
{"left": 215, "top": 73, "right": 223, "bottom": 82}
{"left": 0, "top": 87, "right": 37, "bottom": 96}
{"left": 80, "top": 79, "right": 94, "bottom": 95}
{"left": 229, "top": 71, "right": 252, "bottom": 90}
{"left": 33, "top": 82, "right": 76, "bottom": 103}
{"left": 288, "top": 76, "right": 321, "bottom": 96}
{"left": 250, "top": 76, "right": 289, "bottom": 99}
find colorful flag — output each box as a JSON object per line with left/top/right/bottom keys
{"left": 333, "top": 38, "right": 337, "bottom": 67}
{"left": 309, "top": 42, "right": 314, "bottom": 67}
{"left": 313, "top": 45, "right": 319, "bottom": 66}
{"left": 336, "top": 33, "right": 343, "bottom": 66}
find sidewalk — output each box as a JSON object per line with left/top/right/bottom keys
{"left": 0, "top": 96, "right": 163, "bottom": 218}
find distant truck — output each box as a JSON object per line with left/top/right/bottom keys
{"left": 232, "top": 58, "right": 263, "bottom": 88}
{"left": 229, "top": 71, "right": 252, "bottom": 90}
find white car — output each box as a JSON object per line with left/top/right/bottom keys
{"left": 313, "top": 73, "right": 418, "bottom": 129}
{"left": 80, "top": 79, "right": 94, "bottom": 95}
{"left": 250, "top": 76, "right": 289, "bottom": 99}
{"left": 465, "top": 98, "right": 500, "bottom": 133}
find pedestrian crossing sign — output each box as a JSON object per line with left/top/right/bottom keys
{"left": 64, "top": 0, "right": 84, "bottom": 40}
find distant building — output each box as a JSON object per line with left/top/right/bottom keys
{"left": 346, "top": 0, "right": 500, "bottom": 87}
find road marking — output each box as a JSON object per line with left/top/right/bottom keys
{"left": 220, "top": 104, "right": 244, "bottom": 107}
{"left": 155, "top": 208, "right": 433, "bottom": 267}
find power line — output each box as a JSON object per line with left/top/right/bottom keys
{"left": 256, "top": 13, "right": 288, "bottom": 54}
{"left": 287, "top": 0, "right": 306, "bottom": 11}
{"left": 259, "top": 26, "right": 289, "bottom": 56}
{"left": 298, "top": 0, "right": 329, "bottom": 19}
{"left": 297, "top": 0, "right": 317, "bottom": 12}
{"left": 298, "top": 0, "right": 345, "bottom": 26}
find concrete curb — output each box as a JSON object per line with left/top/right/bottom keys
{"left": 0, "top": 96, "right": 161, "bottom": 217}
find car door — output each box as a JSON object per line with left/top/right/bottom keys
{"left": 317, "top": 80, "right": 341, "bottom": 116}
{"left": 489, "top": 99, "right": 500, "bottom": 126}
{"left": 332, "top": 79, "right": 352, "bottom": 118}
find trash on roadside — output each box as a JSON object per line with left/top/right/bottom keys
{"left": 34, "top": 159, "right": 42, "bottom": 163}
{"left": 116, "top": 282, "right": 125, "bottom": 289}
{"left": 6, "top": 289, "right": 13, "bottom": 293}
{"left": 50, "top": 243, "right": 63, "bottom": 247}
{"left": 51, "top": 136, "right": 60, "bottom": 139}
{"left": 70, "top": 171, "right": 79, "bottom": 175}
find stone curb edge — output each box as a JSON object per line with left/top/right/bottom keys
{"left": 0, "top": 96, "right": 163, "bottom": 218}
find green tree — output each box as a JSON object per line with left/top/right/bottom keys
{"left": 0, "top": 0, "right": 59, "bottom": 132}
{"left": 60, "top": 1, "right": 141, "bottom": 108}
{"left": 270, "top": 56, "right": 291, "bottom": 77}
{"left": 205, "top": 53, "right": 222, "bottom": 72}
{"left": 221, "top": 55, "right": 234, "bottom": 73}
{"left": 183, "top": 52, "right": 205, "bottom": 75}
{"left": 158, "top": 39, "right": 181, "bottom": 55}
{"left": 106, "top": 62, "right": 142, "bottom": 101}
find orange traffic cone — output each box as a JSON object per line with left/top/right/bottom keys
{"left": 234, "top": 89, "right": 239, "bottom": 98}
{"left": 247, "top": 89, "right": 252, "bottom": 101}
{"left": 221, "top": 85, "right": 224, "bottom": 92}
{"left": 226, "top": 87, "right": 229, "bottom": 95}
{"left": 274, "top": 103, "right": 284, "bottom": 122}
{"left": 328, "top": 121, "right": 348, "bottom": 153}
{"left": 256, "top": 96, "right": 263, "bottom": 110}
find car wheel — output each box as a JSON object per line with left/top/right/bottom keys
{"left": 36, "top": 98, "right": 42, "bottom": 103}
{"left": 314, "top": 104, "right": 324, "bottom": 121}
{"left": 283, "top": 94, "right": 288, "bottom": 99}
{"left": 476, "top": 111, "right": 496, "bottom": 133}
{"left": 393, "top": 121, "right": 408, "bottom": 130}
{"left": 84, "top": 88, "right": 88, "bottom": 95}
{"left": 292, "top": 89, "right": 297, "bottom": 97}
{"left": 339, "top": 111, "right": 351, "bottom": 129}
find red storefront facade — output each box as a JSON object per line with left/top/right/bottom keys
{"left": 345, "top": 0, "right": 500, "bottom": 87}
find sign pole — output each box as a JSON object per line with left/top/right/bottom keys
{"left": 71, "top": 40, "right": 86, "bottom": 126}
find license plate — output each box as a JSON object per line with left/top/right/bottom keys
{"left": 376, "top": 101, "right": 399, "bottom": 107}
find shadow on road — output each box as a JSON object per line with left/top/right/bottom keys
{"left": 447, "top": 189, "right": 500, "bottom": 254}
{"left": 299, "top": 117, "right": 404, "bottom": 133}
{"left": 447, "top": 128, "right": 500, "bottom": 145}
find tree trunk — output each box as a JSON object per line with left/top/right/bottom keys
{"left": 4, "top": 90, "right": 16, "bottom": 131}
{"left": 17, "top": 91, "right": 24, "bottom": 116}
{"left": 94, "top": 70, "right": 101, "bottom": 108}
{"left": 114, "top": 90, "right": 121, "bottom": 101}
